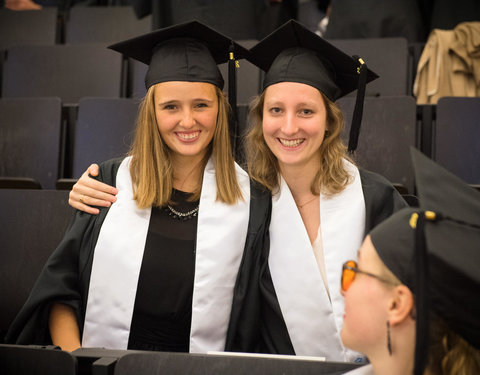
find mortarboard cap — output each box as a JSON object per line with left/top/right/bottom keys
{"left": 108, "top": 21, "right": 251, "bottom": 156}
{"left": 247, "top": 20, "right": 379, "bottom": 152}
{"left": 369, "top": 147, "right": 480, "bottom": 374}
{"left": 108, "top": 20, "right": 251, "bottom": 90}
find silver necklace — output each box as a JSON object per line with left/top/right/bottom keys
{"left": 166, "top": 204, "right": 199, "bottom": 221}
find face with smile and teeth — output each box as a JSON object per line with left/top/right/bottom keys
{"left": 262, "top": 81, "right": 328, "bottom": 173}
{"left": 154, "top": 81, "right": 218, "bottom": 164}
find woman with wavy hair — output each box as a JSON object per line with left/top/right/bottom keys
{"left": 340, "top": 148, "right": 480, "bottom": 375}
{"left": 224, "top": 20, "right": 407, "bottom": 362}
{"left": 6, "top": 21, "right": 272, "bottom": 354}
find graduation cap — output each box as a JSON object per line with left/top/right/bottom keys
{"left": 247, "top": 20, "right": 379, "bottom": 152}
{"left": 369, "top": 147, "right": 480, "bottom": 375}
{"left": 108, "top": 21, "right": 251, "bottom": 154}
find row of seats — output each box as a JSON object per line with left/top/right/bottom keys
{"left": 0, "top": 7, "right": 152, "bottom": 48}
{"left": 1, "top": 96, "right": 479, "bottom": 192}
{"left": 0, "top": 41, "right": 261, "bottom": 104}
{"left": 0, "top": 9, "right": 422, "bottom": 101}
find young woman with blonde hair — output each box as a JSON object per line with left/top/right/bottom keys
{"left": 6, "top": 21, "right": 271, "bottom": 354}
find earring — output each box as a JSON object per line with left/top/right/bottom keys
{"left": 387, "top": 320, "right": 393, "bottom": 356}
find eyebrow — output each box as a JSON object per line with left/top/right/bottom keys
{"left": 265, "top": 99, "right": 317, "bottom": 107}
{"left": 158, "top": 98, "right": 214, "bottom": 106}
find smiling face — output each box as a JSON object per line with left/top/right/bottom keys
{"left": 154, "top": 81, "right": 218, "bottom": 165}
{"left": 262, "top": 81, "right": 328, "bottom": 174}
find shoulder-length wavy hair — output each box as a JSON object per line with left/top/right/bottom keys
{"left": 128, "top": 84, "right": 243, "bottom": 209}
{"left": 245, "top": 89, "right": 352, "bottom": 196}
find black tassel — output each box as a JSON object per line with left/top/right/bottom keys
{"left": 348, "top": 56, "right": 368, "bottom": 153}
{"left": 413, "top": 212, "right": 430, "bottom": 375}
{"left": 228, "top": 43, "right": 238, "bottom": 159}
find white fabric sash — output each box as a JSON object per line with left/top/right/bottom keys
{"left": 269, "top": 159, "right": 365, "bottom": 361}
{"left": 83, "top": 157, "right": 250, "bottom": 352}
{"left": 190, "top": 160, "right": 250, "bottom": 353}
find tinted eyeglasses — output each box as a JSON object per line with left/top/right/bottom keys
{"left": 341, "top": 260, "right": 397, "bottom": 292}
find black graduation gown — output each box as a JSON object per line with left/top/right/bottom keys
{"left": 5, "top": 158, "right": 270, "bottom": 352}
{"left": 226, "top": 169, "right": 408, "bottom": 356}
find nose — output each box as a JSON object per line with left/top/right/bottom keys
{"left": 180, "top": 108, "right": 195, "bottom": 128}
{"left": 281, "top": 113, "right": 298, "bottom": 135}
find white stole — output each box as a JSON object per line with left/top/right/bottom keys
{"left": 82, "top": 157, "right": 250, "bottom": 352}
{"left": 269, "top": 159, "right": 366, "bottom": 361}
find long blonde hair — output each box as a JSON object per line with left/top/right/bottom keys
{"left": 245, "top": 90, "right": 352, "bottom": 195}
{"left": 128, "top": 84, "right": 243, "bottom": 208}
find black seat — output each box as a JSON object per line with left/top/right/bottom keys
{"left": 0, "top": 344, "right": 77, "bottom": 375}
{"left": 328, "top": 38, "right": 410, "bottom": 97}
{"left": 129, "top": 59, "right": 148, "bottom": 99}
{"left": 0, "top": 97, "right": 63, "bottom": 189}
{"left": 65, "top": 6, "right": 151, "bottom": 45}
{"left": 0, "top": 189, "right": 74, "bottom": 340}
{"left": 2, "top": 45, "right": 123, "bottom": 104}
{"left": 0, "top": 8, "right": 58, "bottom": 50}
{"left": 0, "top": 8, "right": 58, "bottom": 98}
{"left": 72, "top": 97, "right": 139, "bottom": 178}
{"left": 114, "top": 352, "right": 359, "bottom": 375}
{"left": 338, "top": 96, "right": 417, "bottom": 193}
{"left": 434, "top": 97, "right": 480, "bottom": 184}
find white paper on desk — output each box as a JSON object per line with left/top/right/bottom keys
{"left": 207, "top": 351, "right": 326, "bottom": 362}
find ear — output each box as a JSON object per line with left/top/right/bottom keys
{"left": 387, "top": 285, "right": 415, "bottom": 326}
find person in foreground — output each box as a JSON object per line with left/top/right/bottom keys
{"left": 340, "top": 148, "right": 480, "bottom": 374}
{"left": 6, "top": 21, "right": 271, "bottom": 353}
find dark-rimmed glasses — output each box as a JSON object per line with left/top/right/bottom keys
{"left": 341, "top": 260, "right": 397, "bottom": 292}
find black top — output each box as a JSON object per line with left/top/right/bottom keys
{"left": 128, "top": 189, "right": 199, "bottom": 352}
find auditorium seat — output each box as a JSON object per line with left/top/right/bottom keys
{"left": 72, "top": 97, "right": 139, "bottom": 178}
{"left": 338, "top": 96, "right": 417, "bottom": 193}
{"left": 2, "top": 44, "right": 123, "bottom": 104}
{"left": 0, "top": 8, "right": 58, "bottom": 50}
{"left": 0, "top": 97, "right": 63, "bottom": 189}
{"left": 0, "top": 189, "right": 74, "bottom": 340}
{"left": 129, "top": 59, "right": 148, "bottom": 99}
{"left": 434, "top": 97, "right": 480, "bottom": 184}
{"left": 0, "top": 8, "right": 58, "bottom": 98}
{"left": 328, "top": 38, "right": 410, "bottom": 97}
{"left": 65, "top": 6, "right": 151, "bottom": 45}
{"left": 0, "top": 344, "right": 77, "bottom": 375}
